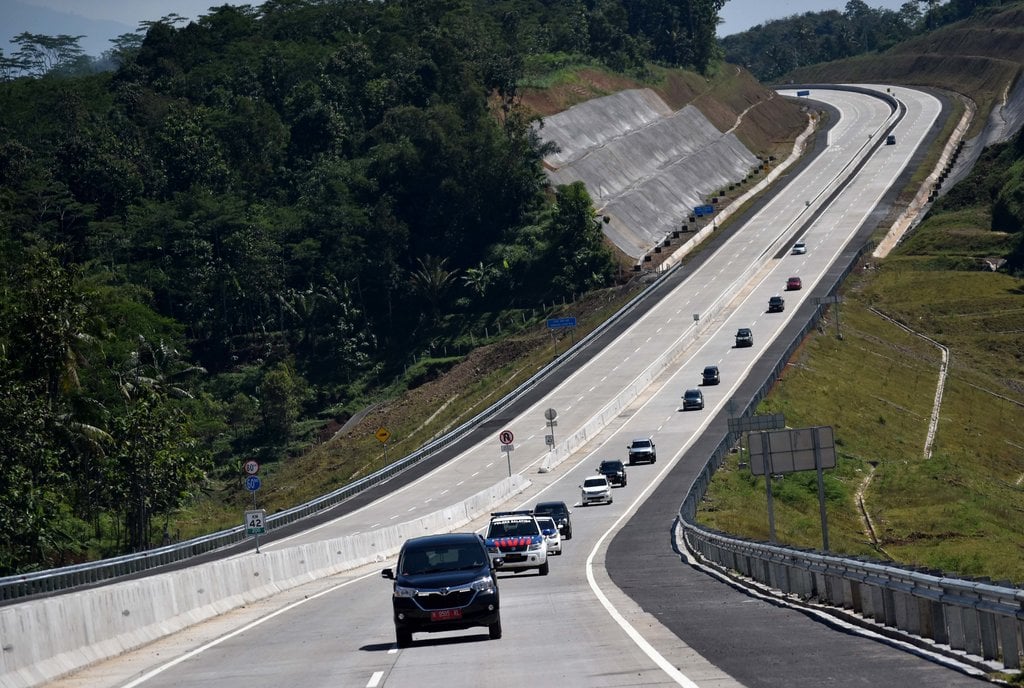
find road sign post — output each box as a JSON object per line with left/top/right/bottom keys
{"left": 243, "top": 470, "right": 263, "bottom": 551}
{"left": 540, "top": 409, "right": 558, "bottom": 473}
{"left": 375, "top": 426, "right": 391, "bottom": 464}
{"left": 727, "top": 414, "right": 786, "bottom": 543}
{"left": 749, "top": 426, "right": 837, "bottom": 550}
{"left": 499, "top": 430, "right": 514, "bottom": 477}
{"left": 546, "top": 317, "right": 577, "bottom": 358}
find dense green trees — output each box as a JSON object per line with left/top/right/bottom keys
{"left": 1, "top": 0, "right": 723, "bottom": 572}
{"left": 719, "top": 0, "right": 1010, "bottom": 83}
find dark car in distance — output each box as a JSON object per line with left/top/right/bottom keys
{"left": 598, "top": 459, "right": 627, "bottom": 487}
{"left": 682, "top": 388, "right": 705, "bottom": 410}
{"left": 768, "top": 295, "right": 785, "bottom": 313}
{"left": 735, "top": 328, "right": 754, "bottom": 347}
{"left": 701, "top": 365, "right": 720, "bottom": 385}
{"left": 533, "top": 501, "right": 573, "bottom": 539}
{"left": 382, "top": 532, "right": 502, "bottom": 648}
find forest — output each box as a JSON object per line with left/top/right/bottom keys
{"left": 0, "top": 0, "right": 727, "bottom": 574}
{"left": 720, "top": 0, "right": 1012, "bottom": 82}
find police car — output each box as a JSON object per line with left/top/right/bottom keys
{"left": 484, "top": 511, "right": 549, "bottom": 575}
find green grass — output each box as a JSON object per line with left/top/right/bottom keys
{"left": 701, "top": 242, "right": 1024, "bottom": 581}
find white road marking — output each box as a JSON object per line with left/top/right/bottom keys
{"left": 367, "top": 671, "right": 384, "bottom": 687}
{"left": 119, "top": 570, "right": 384, "bottom": 687}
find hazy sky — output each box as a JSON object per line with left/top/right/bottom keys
{"left": 6, "top": 0, "right": 925, "bottom": 57}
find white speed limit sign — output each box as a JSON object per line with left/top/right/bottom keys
{"left": 245, "top": 509, "right": 267, "bottom": 535}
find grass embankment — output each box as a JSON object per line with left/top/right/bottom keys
{"left": 700, "top": 215, "right": 1024, "bottom": 582}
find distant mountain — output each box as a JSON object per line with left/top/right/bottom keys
{"left": 1, "top": 1, "right": 134, "bottom": 59}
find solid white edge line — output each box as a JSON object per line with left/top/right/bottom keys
{"left": 583, "top": 440, "right": 710, "bottom": 688}
{"left": 120, "top": 569, "right": 384, "bottom": 687}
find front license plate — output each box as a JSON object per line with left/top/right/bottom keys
{"left": 431, "top": 608, "right": 462, "bottom": 622}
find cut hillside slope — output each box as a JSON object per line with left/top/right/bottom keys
{"left": 539, "top": 88, "right": 761, "bottom": 259}
{"left": 520, "top": 67, "right": 805, "bottom": 260}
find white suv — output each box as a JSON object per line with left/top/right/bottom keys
{"left": 484, "top": 511, "right": 549, "bottom": 575}
{"left": 580, "top": 475, "right": 613, "bottom": 505}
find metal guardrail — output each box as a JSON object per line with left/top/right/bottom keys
{"left": 676, "top": 243, "right": 1024, "bottom": 672}
{"left": 0, "top": 262, "right": 681, "bottom": 603}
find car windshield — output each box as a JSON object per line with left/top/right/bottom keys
{"left": 401, "top": 545, "right": 485, "bottom": 575}
{"left": 487, "top": 520, "right": 538, "bottom": 538}
{"left": 631, "top": 440, "right": 652, "bottom": 448}
{"left": 601, "top": 461, "right": 621, "bottom": 470}
{"left": 583, "top": 477, "right": 607, "bottom": 487}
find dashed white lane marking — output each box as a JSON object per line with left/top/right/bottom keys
{"left": 367, "top": 671, "right": 384, "bottom": 687}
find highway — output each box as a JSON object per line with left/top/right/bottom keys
{"left": 49, "top": 85, "right": 990, "bottom": 688}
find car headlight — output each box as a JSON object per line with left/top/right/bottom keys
{"left": 394, "top": 585, "right": 418, "bottom": 598}
{"left": 471, "top": 576, "right": 496, "bottom": 594}
{"left": 528, "top": 541, "right": 544, "bottom": 551}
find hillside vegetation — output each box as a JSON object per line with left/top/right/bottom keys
{"left": 0, "top": 0, "right": 803, "bottom": 574}
{"left": 701, "top": 4, "right": 1024, "bottom": 582}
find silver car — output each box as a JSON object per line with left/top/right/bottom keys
{"left": 535, "top": 516, "right": 562, "bottom": 555}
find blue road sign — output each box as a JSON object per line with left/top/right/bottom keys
{"left": 244, "top": 475, "right": 262, "bottom": 491}
{"left": 693, "top": 204, "right": 715, "bottom": 217}
{"left": 796, "top": 90, "right": 810, "bottom": 97}
{"left": 547, "top": 317, "right": 577, "bottom": 329}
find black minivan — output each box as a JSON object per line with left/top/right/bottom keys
{"left": 382, "top": 533, "right": 502, "bottom": 648}
{"left": 533, "top": 501, "right": 573, "bottom": 539}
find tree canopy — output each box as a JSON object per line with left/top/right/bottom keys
{"left": 0, "top": 0, "right": 724, "bottom": 572}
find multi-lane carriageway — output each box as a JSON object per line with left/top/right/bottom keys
{"left": 52, "top": 86, "right": 993, "bottom": 688}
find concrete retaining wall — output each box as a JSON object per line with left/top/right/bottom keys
{"left": 540, "top": 88, "right": 761, "bottom": 259}
{"left": 0, "top": 475, "right": 530, "bottom": 688}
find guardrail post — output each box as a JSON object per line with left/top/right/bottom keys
{"left": 922, "top": 597, "right": 947, "bottom": 644}
{"left": 979, "top": 610, "right": 999, "bottom": 661}
{"left": 998, "top": 616, "right": 1020, "bottom": 669}
{"left": 793, "top": 567, "right": 812, "bottom": 599}
{"left": 893, "top": 589, "right": 914, "bottom": 633}
{"left": 848, "top": 579, "right": 862, "bottom": 614}
{"left": 882, "top": 587, "right": 897, "bottom": 627}
{"left": 962, "top": 607, "right": 983, "bottom": 656}
{"left": 867, "top": 585, "right": 885, "bottom": 623}
{"left": 947, "top": 602, "right": 967, "bottom": 651}
{"left": 774, "top": 562, "right": 791, "bottom": 595}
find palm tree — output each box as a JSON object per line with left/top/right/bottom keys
{"left": 409, "top": 255, "right": 459, "bottom": 319}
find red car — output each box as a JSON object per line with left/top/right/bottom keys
{"left": 786, "top": 276, "right": 802, "bottom": 291}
